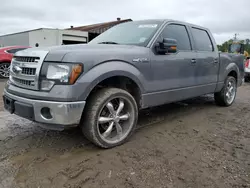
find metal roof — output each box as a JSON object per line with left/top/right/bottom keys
{"left": 67, "top": 18, "right": 132, "bottom": 33}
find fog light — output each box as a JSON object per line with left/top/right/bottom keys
{"left": 41, "top": 80, "right": 54, "bottom": 91}
{"left": 41, "top": 107, "right": 53, "bottom": 120}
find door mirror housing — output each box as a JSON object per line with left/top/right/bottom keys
{"left": 155, "top": 38, "right": 177, "bottom": 54}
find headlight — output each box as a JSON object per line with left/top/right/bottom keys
{"left": 40, "top": 62, "right": 83, "bottom": 91}
{"left": 47, "top": 64, "right": 71, "bottom": 82}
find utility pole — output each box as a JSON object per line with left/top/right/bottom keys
{"left": 234, "top": 33, "right": 239, "bottom": 40}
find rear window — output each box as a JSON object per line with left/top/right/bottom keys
{"left": 191, "top": 28, "right": 213, "bottom": 51}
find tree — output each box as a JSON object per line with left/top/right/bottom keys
{"left": 246, "top": 39, "right": 250, "bottom": 45}
{"left": 217, "top": 40, "right": 232, "bottom": 52}
{"left": 218, "top": 39, "right": 250, "bottom": 55}
{"left": 245, "top": 39, "right": 250, "bottom": 55}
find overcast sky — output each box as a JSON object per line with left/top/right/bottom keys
{"left": 0, "top": 0, "right": 250, "bottom": 44}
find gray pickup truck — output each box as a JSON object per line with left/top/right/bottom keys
{"left": 3, "top": 19, "right": 245, "bottom": 148}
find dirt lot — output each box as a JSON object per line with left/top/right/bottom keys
{"left": 0, "top": 80, "right": 250, "bottom": 188}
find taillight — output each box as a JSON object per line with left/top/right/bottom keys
{"left": 245, "top": 59, "right": 250, "bottom": 68}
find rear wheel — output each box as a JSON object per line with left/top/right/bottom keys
{"left": 81, "top": 88, "right": 138, "bottom": 148}
{"left": 0, "top": 62, "right": 10, "bottom": 78}
{"left": 214, "top": 76, "right": 237, "bottom": 106}
{"left": 244, "top": 76, "right": 250, "bottom": 82}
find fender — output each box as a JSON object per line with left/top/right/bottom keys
{"left": 224, "top": 62, "right": 240, "bottom": 80}
{"left": 0, "top": 59, "right": 11, "bottom": 63}
{"left": 75, "top": 61, "right": 146, "bottom": 101}
{"left": 215, "top": 62, "right": 240, "bottom": 92}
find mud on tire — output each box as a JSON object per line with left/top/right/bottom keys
{"left": 81, "top": 88, "right": 138, "bottom": 148}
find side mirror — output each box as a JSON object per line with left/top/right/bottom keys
{"left": 155, "top": 38, "right": 177, "bottom": 54}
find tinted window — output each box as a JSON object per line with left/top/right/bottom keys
{"left": 6, "top": 49, "right": 16, "bottom": 54}
{"left": 161, "top": 24, "right": 191, "bottom": 51}
{"left": 191, "top": 28, "right": 213, "bottom": 51}
{"left": 7, "top": 48, "right": 27, "bottom": 54}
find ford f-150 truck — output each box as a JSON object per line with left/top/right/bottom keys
{"left": 3, "top": 19, "right": 245, "bottom": 148}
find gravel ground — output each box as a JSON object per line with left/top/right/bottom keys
{"left": 0, "top": 81, "right": 249, "bottom": 188}
{"left": 0, "top": 79, "right": 7, "bottom": 111}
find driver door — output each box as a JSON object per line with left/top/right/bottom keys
{"left": 147, "top": 23, "right": 197, "bottom": 107}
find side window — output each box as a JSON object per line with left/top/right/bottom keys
{"left": 191, "top": 28, "right": 213, "bottom": 51}
{"left": 15, "top": 48, "right": 27, "bottom": 52}
{"left": 6, "top": 49, "right": 17, "bottom": 54}
{"left": 161, "top": 24, "right": 191, "bottom": 51}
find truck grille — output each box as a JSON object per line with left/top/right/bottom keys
{"left": 12, "top": 77, "right": 34, "bottom": 86}
{"left": 21, "top": 68, "right": 36, "bottom": 75}
{"left": 10, "top": 51, "right": 48, "bottom": 90}
{"left": 14, "top": 56, "right": 40, "bottom": 63}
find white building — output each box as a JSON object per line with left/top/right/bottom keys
{"left": 0, "top": 28, "right": 88, "bottom": 47}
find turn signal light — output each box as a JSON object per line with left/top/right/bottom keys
{"left": 170, "top": 46, "right": 177, "bottom": 50}
{"left": 69, "top": 64, "right": 83, "bottom": 84}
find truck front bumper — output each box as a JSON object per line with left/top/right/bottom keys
{"left": 3, "top": 89, "right": 86, "bottom": 130}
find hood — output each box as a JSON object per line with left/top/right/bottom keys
{"left": 16, "top": 43, "right": 150, "bottom": 73}
{"left": 34, "top": 43, "right": 149, "bottom": 67}
{"left": 42, "top": 43, "right": 149, "bottom": 62}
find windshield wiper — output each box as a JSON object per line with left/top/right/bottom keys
{"left": 98, "top": 41, "right": 119, "bottom": 44}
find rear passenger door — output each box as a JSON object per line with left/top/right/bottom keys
{"left": 190, "top": 27, "right": 219, "bottom": 92}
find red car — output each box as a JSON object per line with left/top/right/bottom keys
{"left": 0, "top": 46, "right": 30, "bottom": 78}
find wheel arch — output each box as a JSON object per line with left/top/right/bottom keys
{"left": 224, "top": 62, "right": 240, "bottom": 83}
{"left": 77, "top": 61, "right": 146, "bottom": 109}
{"left": 228, "top": 70, "right": 237, "bottom": 81}
{"left": 0, "top": 61, "right": 11, "bottom": 64}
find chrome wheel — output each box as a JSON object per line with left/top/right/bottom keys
{"left": 97, "top": 97, "right": 134, "bottom": 144}
{"left": 225, "top": 80, "right": 236, "bottom": 104}
{"left": 0, "top": 63, "right": 10, "bottom": 78}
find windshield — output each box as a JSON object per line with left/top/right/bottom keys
{"left": 89, "top": 20, "right": 164, "bottom": 47}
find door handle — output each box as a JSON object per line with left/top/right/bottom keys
{"left": 191, "top": 59, "right": 196, "bottom": 64}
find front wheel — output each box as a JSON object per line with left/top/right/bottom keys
{"left": 214, "top": 76, "right": 237, "bottom": 106}
{"left": 81, "top": 88, "right": 138, "bottom": 148}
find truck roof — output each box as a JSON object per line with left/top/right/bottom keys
{"left": 133, "top": 19, "right": 209, "bottom": 31}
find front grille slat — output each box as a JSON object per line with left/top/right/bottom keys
{"left": 14, "top": 56, "right": 40, "bottom": 63}
{"left": 12, "top": 77, "right": 34, "bottom": 86}
{"left": 21, "top": 67, "right": 36, "bottom": 75}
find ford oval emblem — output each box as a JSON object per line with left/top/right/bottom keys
{"left": 12, "top": 65, "right": 22, "bottom": 74}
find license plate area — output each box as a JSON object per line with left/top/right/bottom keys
{"left": 3, "top": 96, "right": 15, "bottom": 113}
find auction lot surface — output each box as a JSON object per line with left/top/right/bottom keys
{"left": 0, "top": 80, "right": 249, "bottom": 188}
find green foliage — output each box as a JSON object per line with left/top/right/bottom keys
{"left": 217, "top": 41, "right": 230, "bottom": 52}
{"left": 217, "top": 38, "right": 250, "bottom": 54}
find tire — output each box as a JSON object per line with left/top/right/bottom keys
{"left": 81, "top": 88, "right": 138, "bottom": 148}
{"left": 0, "top": 62, "right": 10, "bottom": 78}
{"left": 214, "top": 76, "right": 237, "bottom": 107}
{"left": 244, "top": 76, "right": 250, "bottom": 82}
